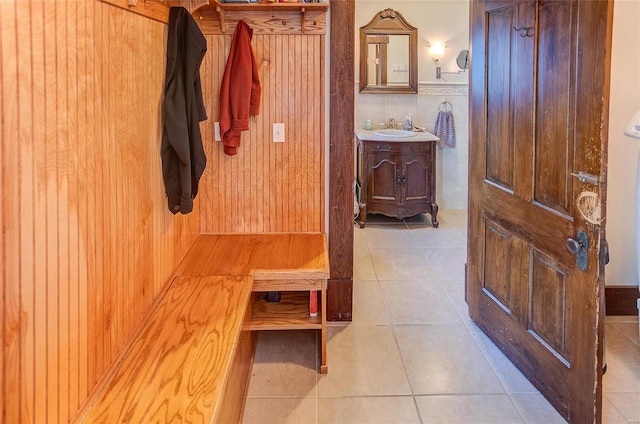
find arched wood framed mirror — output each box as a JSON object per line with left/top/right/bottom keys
{"left": 359, "top": 8, "right": 418, "bottom": 94}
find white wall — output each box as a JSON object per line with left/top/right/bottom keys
{"left": 354, "top": 0, "right": 471, "bottom": 209}
{"left": 606, "top": 0, "right": 640, "bottom": 287}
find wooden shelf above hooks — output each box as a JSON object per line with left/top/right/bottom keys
{"left": 198, "top": 1, "right": 328, "bottom": 33}
{"left": 100, "top": 0, "right": 327, "bottom": 32}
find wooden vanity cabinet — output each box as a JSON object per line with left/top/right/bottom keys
{"left": 357, "top": 138, "right": 439, "bottom": 228}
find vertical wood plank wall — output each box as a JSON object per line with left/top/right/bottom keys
{"left": 198, "top": 23, "right": 326, "bottom": 234}
{"left": 1, "top": 1, "right": 199, "bottom": 422}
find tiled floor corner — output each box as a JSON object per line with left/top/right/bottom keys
{"left": 243, "top": 210, "right": 640, "bottom": 424}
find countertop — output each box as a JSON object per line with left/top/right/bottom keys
{"left": 354, "top": 129, "right": 440, "bottom": 143}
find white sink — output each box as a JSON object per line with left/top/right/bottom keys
{"left": 373, "top": 129, "right": 417, "bottom": 138}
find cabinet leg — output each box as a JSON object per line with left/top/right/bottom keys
{"left": 358, "top": 205, "right": 367, "bottom": 228}
{"left": 431, "top": 203, "right": 439, "bottom": 228}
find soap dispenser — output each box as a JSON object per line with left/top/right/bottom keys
{"left": 403, "top": 114, "right": 414, "bottom": 131}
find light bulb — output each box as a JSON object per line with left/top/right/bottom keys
{"left": 429, "top": 42, "right": 445, "bottom": 61}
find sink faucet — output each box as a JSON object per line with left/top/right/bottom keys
{"left": 388, "top": 118, "right": 396, "bottom": 130}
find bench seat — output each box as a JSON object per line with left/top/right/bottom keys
{"left": 175, "top": 233, "right": 330, "bottom": 373}
{"left": 79, "top": 275, "right": 254, "bottom": 423}
{"left": 174, "top": 233, "right": 330, "bottom": 280}
{"left": 78, "top": 233, "right": 329, "bottom": 423}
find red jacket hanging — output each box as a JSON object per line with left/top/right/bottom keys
{"left": 219, "top": 20, "right": 261, "bottom": 156}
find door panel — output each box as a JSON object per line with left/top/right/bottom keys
{"left": 403, "top": 156, "right": 430, "bottom": 202}
{"left": 482, "top": 221, "right": 529, "bottom": 321}
{"left": 535, "top": 1, "right": 575, "bottom": 213}
{"left": 469, "top": 1, "right": 612, "bottom": 422}
{"left": 486, "top": 4, "right": 517, "bottom": 191}
{"left": 369, "top": 154, "right": 399, "bottom": 202}
{"left": 530, "top": 249, "right": 569, "bottom": 361}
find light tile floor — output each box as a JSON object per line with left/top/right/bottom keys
{"left": 242, "top": 210, "right": 640, "bottom": 424}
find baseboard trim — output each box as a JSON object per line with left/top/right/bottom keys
{"left": 605, "top": 285, "right": 640, "bottom": 316}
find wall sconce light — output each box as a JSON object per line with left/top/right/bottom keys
{"left": 429, "top": 42, "right": 446, "bottom": 79}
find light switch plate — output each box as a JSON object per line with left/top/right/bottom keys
{"left": 214, "top": 122, "right": 221, "bottom": 141}
{"left": 273, "top": 123, "right": 285, "bottom": 143}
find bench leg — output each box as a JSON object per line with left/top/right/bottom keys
{"left": 319, "top": 283, "right": 328, "bottom": 374}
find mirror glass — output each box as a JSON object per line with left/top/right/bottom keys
{"left": 359, "top": 9, "right": 417, "bottom": 94}
{"left": 365, "top": 35, "right": 409, "bottom": 86}
{"left": 456, "top": 49, "right": 469, "bottom": 70}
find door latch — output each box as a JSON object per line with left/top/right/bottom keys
{"left": 567, "top": 230, "right": 589, "bottom": 272}
{"left": 571, "top": 171, "right": 599, "bottom": 185}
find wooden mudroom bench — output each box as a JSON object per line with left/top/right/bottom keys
{"left": 77, "top": 233, "right": 329, "bottom": 424}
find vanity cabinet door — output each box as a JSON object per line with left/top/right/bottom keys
{"left": 368, "top": 152, "right": 401, "bottom": 204}
{"left": 402, "top": 154, "right": 431, "bottom": 204}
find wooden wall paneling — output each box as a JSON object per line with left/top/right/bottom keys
{"left": 72, "top": 0, "right": 83, "bottom": 411}
{"left": 52, "top": 2, "right": 68, "bottom": 420}
{"left": 123, "top": 2, "right": 133, "bottom": 357}
{"left": 198, "top": 28, "right": 324, "bottom": 234}
{"left": 2, "top": 2, "right": 328, "bottom": 420}
{"left": 100, "top": 0, "right": 170, "bottom": 24}
{"left": 314, "top": 31, "right": 325, "bottom": 230}
{"left": 38, "top": 3, "right": 55, "bottom": 421}
{"left": 64, "top": 2, "right": 78, "bottom": 423}
{"left": 299, "top": 34, "right": 307, "bottom": 232}
{"left": 268, "top": 33, "right": 278, "bottom": 232}
{"left": 0, "top": 1, "right": 6, "bottom": 419}
{"left": 98, "top": 0, "right": 113, "bottom": 379}
{"left": 327, "top": 0, "right": 354, "bottom": 320}
{"left": 0, "top": 58, "right": 4, "bottom": 424}
{"left": 199, "top": 35, "right": 214, "bottom": 234}
{"left": 1, "top": 2, "right": 21, "bottom": 421}
{"left": 250, "top": 36, "right": 259, "bottom": 233}
{"left": 107, "top": 4, "right": 119, "bottom": 362}
{"left": 272, "top": 34, "right": 282, "bottom": 231}
{"left": 277, "top": 33, "right": 284, "bottom": 231}
{"left": 281, "top": 35, "right": 289, "bottom": 229}
{"left": 91, "top": 0, "right": 104, "bottom": 391}
{"left": 18, "top": 1, "right": 36, "bottom": 421}
{"left": 19, "top": 2, "right": 36, "bottom": 422}
{"left": 3, "top": 2, "right": 201, "bottom": 421}
{"left": 76, "top": 0, "right": 91, "bottom": 407}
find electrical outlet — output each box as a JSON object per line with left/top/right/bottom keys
{"left": 214, "top": 122, "right": 221, "bottom": 141}
{"left": 273, "top": 123, "right": 285, "bottom": 143}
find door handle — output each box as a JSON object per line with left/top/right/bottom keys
{"left": 567, "top": 238, "right": 584, "bottom": 255}
{"left": 567, "top": 230, "right": 589, "bottom": 272}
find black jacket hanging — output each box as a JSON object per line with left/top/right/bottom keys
{"left": 161, "top": 7, "right": 208, "bottom": 215}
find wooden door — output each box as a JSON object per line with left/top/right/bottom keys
{"left": 467, "top": 1, "right": 612, "bottom": 422}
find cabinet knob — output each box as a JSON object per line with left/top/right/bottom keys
{"left": 376, "top": 145, "right": 392, "bottom": 151}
